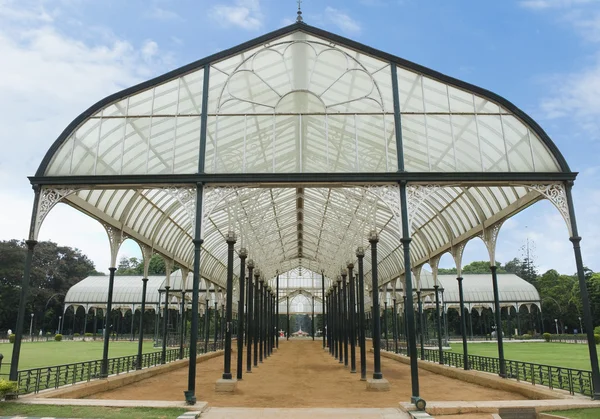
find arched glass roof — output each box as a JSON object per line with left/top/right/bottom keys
{"left": 392, "top": 271, "right": 541, "bottom": 312}
{"left": 64, "top": 275, "right": 165, "bottom": 312}
{"left": 40, "top": 27, "right": 565, "bottom": 178}
{"left": 31, "top": 22, "right": 574, "bottom": 299}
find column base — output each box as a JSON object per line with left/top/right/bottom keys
{"left": 366, "top": 378, "right": 390, "bottom": 391}
{"left": 215, "top": 378, "right": 237, "bottom": 393}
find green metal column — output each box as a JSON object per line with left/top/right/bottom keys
{"left": 222, "top": 231, "right": 236, "bottom": 380}
{"left": 457, "top": 277, "right": 469, "bottom": 370}
{"left": 136, "top": 278, "right": 149, "bottom": 369}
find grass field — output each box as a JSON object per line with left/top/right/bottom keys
{"left": 449, "top": 342, "right": 600, "bottom": 370}
{"left": 0, "top": 404, "right": 186, "bottom": 419}
{"left": 548, "top": 408, "right": 600, "bottom": 419}
{"left": 0, "top": 340, "right": 160, "bottom": 371}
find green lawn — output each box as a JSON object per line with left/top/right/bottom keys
{"left": 548, "top": 408, "right": 600, "bottom": 419}
{"left": 0, "top": 340, "right": 160, "bottom": 371}
{"left": 450, "top": 342, "right": 600, "bottom": 370}
{"left": 0, "top": 404, "right": 186, "bottom": 418}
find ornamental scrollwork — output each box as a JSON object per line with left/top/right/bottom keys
{"left": 363, "top": 184, "right": 402, "bottom": 235}
{"left": 202, "top": 186, "right": 239, "bottom": 228}
{"left": 478, "top": 221, "right": 503, "bottom": 265}
{"left": 103, "top": 224, "right": 126, "bottom": 268}
{"left": 451, "top": 241, "right": 467, "bottom": 275}
{"left": 526, "top": 183, "right": 572, "bottom": 236}
{"left": 406, "top": 184, "right": 441, "bottom": 230}
{"left": 34, "top": 188, "right": 79, "bottom": 239}
{"left": 163, "top": 187, "right": 196, "bottom": 230}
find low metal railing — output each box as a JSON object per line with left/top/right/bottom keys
{"left": 14, "top": 341, "right": 223, "bottom": 395}
{"left": 382, "top": 343, "right": 593, "bottom": 397}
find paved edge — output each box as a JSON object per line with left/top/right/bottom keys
{"left": 400, "top": 399, "right": 600, "bottom": 415}
{"left": 11, "top": 397, "right": 209, "bottom": 412}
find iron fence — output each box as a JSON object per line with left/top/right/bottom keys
{"left": 381, "top": 341, "right": 593, "bottom": 397}
{"left": 13, "top": 341, "right": 223, "bottom": 395}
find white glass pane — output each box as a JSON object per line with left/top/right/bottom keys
{"left": 448, "top": 86, "right": 475, "bottom": 113}
{"left": 128, "top": 89, "right": 154, "bottom": 116}
{"left": 96, "top": 118, "right": 126, "bottom": 175}
{"left": 71, "top": 119, "right": 101, "bottom": 176}
{"left": 173, "top": 116, "right": 200, "bottom": 173}
{"left": 423, "top": 77, "right": 450, "bottom": 113}
{"left": 147, "top": 117, "right": 176, "bottom": 174}
{"left": 402, "top": 114, "right": 429, "bottom": 171}
{"left": 425, "top": 115, "right": 456, "bottom": 172}
{"left": 153, "top": 79, "right": 179, "bottom": 115}
{"left": 121, "top": 118, "right": 151, "bottom": 174}
{"left": 179, "top": 70, "right": 204, "bottom": 115}
{"left": 502, "top": 115, "right": 535, "bottom": 172}
{"left": 452, "top": 115, "right": 482, "bottom": 171}
{"left": 530, "top": 131, "right": 560, "bottom": 172}
{"left": 397, "top": 67, "right": 424, "bottom": 112}
{"left": 45, "top": 139, "right": 73, "bottom": 176}
{"left": 478, "top": 115, "right": 508, "bottom": 172}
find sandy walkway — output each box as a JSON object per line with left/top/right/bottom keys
{"left": 91, "top": 340, "right": 526, "bottom": 407}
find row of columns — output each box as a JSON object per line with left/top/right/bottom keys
{"left": 219, "top": 232, "right": 280, "bottom": 386}
{"left": 9, "top": 182, "right": 600, "bottom": 405}
{"left": 325, "top": 234, "right": 382, "bottom": 384}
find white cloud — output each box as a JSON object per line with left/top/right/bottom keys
{"left": 210, "top": 0, "right": 263, "bottom": 31}
{"left": 520, "top": 0, "right": 598, "bottom": 9}
{"left": 142, "top": 39, "right": 159, "bottom": 62}
{"left": 0, "top": 0, "right": 171, "bottom": 271}
{"left": 324, "top": 7, "right": 361, "bottom": 35}
{"left": 523, "top": 0, "right": 600, "bottom": 139}
{"left": 143, "top": 6, "right": 181, "bottom": 21}
{"left": 539, "top": 55, "right": 600, "bottom": 133}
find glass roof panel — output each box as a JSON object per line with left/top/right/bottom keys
{"left": 44, "top": 29, "right": 563, "bottom": 177}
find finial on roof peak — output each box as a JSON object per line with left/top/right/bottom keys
{"left": 297, "top": 0, "right": 303, "bottom": 22}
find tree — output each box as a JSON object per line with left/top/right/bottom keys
{"left": 115, "top": 254, "right": 173, "bottom": 275}
{"left": 116, "top": 257, "right": 142, "bottom": 275}
{"left": 438, "top": 261, "right": 505, "bottom": 275}
{"left": 0, "top": 240, "right": 102, "bottom": 334}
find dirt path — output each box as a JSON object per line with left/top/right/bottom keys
{"left": 92, "top": 340, "right": 526, "bottom": 407}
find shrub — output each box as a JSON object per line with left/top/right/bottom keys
{"left": 522, "top": 334, "right": 532, "bottom": 339}
{"left": 595, "top": 334, "right": 600, "bottom": 345}
{"left": 0, "top": 379, "right": 18, "bottom": 398}
{"left": 8, "top": 334, "right": 15, "bottom": 344}
{"left": 54, "top": 334, "right": 63, "bottom": 342}
{"left": 46, "top": 331, "right": 52, "bottom": 335}
{"left": 543, "top": 333, "right": 551, "bottom": 342}
{"left": 73, "top": 333, "right": 80, "bottom": 337}
{"left": 85, "top": 332, "right": 93, "bottom": 337}
{"left": 595, "top": 326, "right": 600, "bottom": 336}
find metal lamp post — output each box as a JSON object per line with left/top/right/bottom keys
{"left": 579, "top": 316, "right": 583, "bottom": 334}
{"left": 246, "top": 259, "right": 254, "bottom": 373}
{"left": 29, "top": 313, "right": 34, "bottom": 341}
{"left": 356, "top": 246, "right": 367, "bottom": 381}
{"left": 222, "top": 230, "right": 236, "bottom": 380}
{"left": 237, "top": 247, "right": 247, "bottom": 380}
{"left": 369, "top": 229, "right": 384, "bottom": 381}
{"left": 58, "top": 315, "right": 62, "bottom": 334}
{"left": 555, "top": 318, "right": 559, "bottom": 334}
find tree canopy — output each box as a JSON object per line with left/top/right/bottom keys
{"left": 0, "top": 240, "right": 102, "bottom": 334}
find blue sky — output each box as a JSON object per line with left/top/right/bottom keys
{"left": 1, "top": 0, "right": 599, "bottom": 275}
